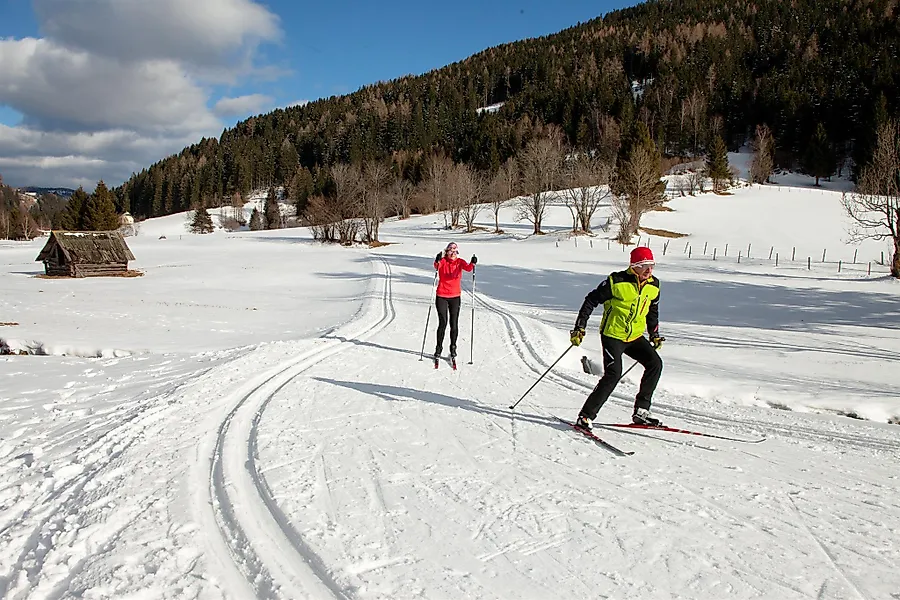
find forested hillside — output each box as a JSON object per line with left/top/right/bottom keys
{"left": 119, "top": 0, "right": 899, "bottom": 220}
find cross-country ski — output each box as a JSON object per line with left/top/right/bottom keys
{"left": 596, "top": 422, "right": 767, "bottom": 443}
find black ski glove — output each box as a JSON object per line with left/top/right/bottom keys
{"left": 435, "top": 252, "right": 443, "bottom": 263}
{"left": 470, "top": 255, "right": 477, "bottom": 265}
{"left": 650, "top": 335, "right": 665, "bottom": 350}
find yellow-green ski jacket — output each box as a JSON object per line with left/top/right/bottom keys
{"left": 574, "top": 269, "right": 660, "bottom": 342}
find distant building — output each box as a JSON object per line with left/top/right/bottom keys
{"left": 476, "top": 102, "right": 505, "bottom": 115}
{"left": 35, "top": 231, "right": 135, "bottom": 277}
{"left": 119, "top": 212, "right": 137, "bottom": 236}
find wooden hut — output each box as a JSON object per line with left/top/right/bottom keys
{"left": 35, "top": 231, "right": 135, "bottom": 277}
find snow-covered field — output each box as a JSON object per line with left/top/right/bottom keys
{"left": 1, "top": 171, "right": 898, "bottom": 600}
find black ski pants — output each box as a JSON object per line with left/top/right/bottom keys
{"left": 579, "top": 335, "right": 663, "bottom": 420}
{"left": 434, "top": 295, "right": 461, "bottom": 356}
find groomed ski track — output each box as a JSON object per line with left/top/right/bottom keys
{"left": 190, "top": 252, "right": 899, "bottom": 599}
{"left": 4, "top": 250, "right": 897, "bottom": 599}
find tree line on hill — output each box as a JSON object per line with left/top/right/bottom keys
{"left": 0, "top": 175, "right": 122, "bottom": 240}
{"left": 115, "top": 0, "right": 894, "bottom": 223}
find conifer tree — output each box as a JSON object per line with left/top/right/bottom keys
{"left": 264, "top": 187, "right": 282, "bottom": 229}
{"left": 61, "top": 187, "right": 89, "bottom": 230}
{"left": 749, "top": 124, "right": 775, "bottom": 184}
{"left": 290, "top": 166, "right": 314, "bottom": 217}
{"left": 802, "top": 123, "right": 836, "bottom": 186}
{"left": 84, "top": 181, "right": 120, "bottom": 231}
{"left": 190, "top": 204, "right": 214, "bottom": 234}
{"left": 706, "top": 136, "right": 730, "bottom": 192}
{"left": 249, "top": 207, "right": 264, "bottom": 231}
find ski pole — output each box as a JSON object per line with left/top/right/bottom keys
{"left": 620, "top": 360, "right": 638, "bottom": 381}
{"left": 419, "top": 270, "right": 439, "bottom": 360}
{"left": 614, "top": 337, "right": 663, "bottom": 381}
{"left": 468, "top": 266, "right": 476, "bottom": 364}
{"left": 509, "top": 344, "right": 574, "bottom": 410}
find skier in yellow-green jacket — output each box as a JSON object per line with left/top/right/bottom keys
{"left": 569, "top": 246, "right": 665, "bottom": 429}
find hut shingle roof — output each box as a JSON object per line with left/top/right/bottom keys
{"left": 36, "top": 231, "right": 135, "bottom": 264}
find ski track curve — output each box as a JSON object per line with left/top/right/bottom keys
{"left": 201, "top": 256, "right": 395, "bottom": 600}
{"left": 473, "top": 293, "right": 900, "bottom": 455}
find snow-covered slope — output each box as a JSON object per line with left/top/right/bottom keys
{"left": 1, "top": 168, "right": 897, "bottom": 599}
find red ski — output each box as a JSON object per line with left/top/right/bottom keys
{"left": 556, "top": 417, "right": 634, "bottom": 456}
{"left": 597, "top": 423, "right": 765, "bottom": 443}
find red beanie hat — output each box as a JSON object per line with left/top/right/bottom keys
{"left": 630, "top": 246, "right": 654, "bottom": 266}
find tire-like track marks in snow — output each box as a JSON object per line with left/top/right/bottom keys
{"left": 474, "top": 293, "right": 900, "bottom": 455}
{"left": 202, "top": 257, "right": 395, "bottom": 600}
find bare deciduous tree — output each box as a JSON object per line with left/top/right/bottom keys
{"left": 444, "top": 162, "right": 469, "bottom": 229}
{"left": 517, "top": 126, "right": 565, "bottom": 235}
{"left": 749, "top": 124, "right": 775, "bottom": 184}
{"left": 231, "top": 191, "right": 245, "bottom": 225}
{"left": 388, "top": 177, "right": 414, "bottom": 220}
{"left": 19, "top": 210, "right": 38, "bottom": 240}
{"left": 361, "top": 160, "right": 390, "bottom": 243}
{"left": 683, "top": 89, "right": 706, "bottom": 156}
{"left": 458, "top": 166, "right": 485, "bottom": 233}
{"left": 684, "top": 169, "right": 703, "bottom": 195}
{"left": 596, "top": 114, "right": 622, "bottom": 165}
{"left": 562, "top": 156, "right": 614, "bottom": 233}
{"left": 331, "top": 163, "right": 362, "bottom": 245}
{"left": 426, "top": 153, "right": 454, "bottom": 229}
{"left": 306, "top": 194, "right": 337, "bottom": 242}
{"left": 612, "top": 143, "right": 665, "bottom": 243}
{"left": 488, "top": 158, "right": 519, "bottom": 233}
{"left": 842, "top": 119, "right": 900, "bottom": 278}
{"left": 0, "top": 209, "right": 10, "bottom": 240}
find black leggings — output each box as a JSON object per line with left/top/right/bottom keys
{"left": 579, "top": 335, "right": 663, "bottom": 419}
{"left": 434, "top": 295, "right": 461, "bottom": 356}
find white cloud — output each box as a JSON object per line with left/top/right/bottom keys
{"left": 0, "top": 124, "right": 212, "bottom": 190}
{"left": 0, "top": 39, "right": 219, "bottom": 133}
{"left": 0, "top": 0, "right": 285, "bottom": 190}
{"left": 213, "top": 94, "right": 275, "bottom": 117}
{"left": 34, "top": 0, "right": 281, "bottom": 67}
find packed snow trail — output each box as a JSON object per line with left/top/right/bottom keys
{"left": 199, "top": 257, "right": 395, "bottom": 599}
{"left": 2, "top": 202, "right": 899, "bottom": 599}
{"left": 239, "top": 250, "right": 900, "bottom": 600}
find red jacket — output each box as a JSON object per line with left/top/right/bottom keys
{"left": 434, "top": 256, "right": 474, "bottom": 297}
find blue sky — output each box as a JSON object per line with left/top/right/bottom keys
{"left": 0, "top": 0, "right": 636, "bottom": 189}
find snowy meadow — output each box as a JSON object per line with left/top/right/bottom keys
{"left": 1, "top": 169, "right": 899, "bottom": 600}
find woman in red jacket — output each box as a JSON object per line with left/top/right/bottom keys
{"left": 433, "top": 242, "right": 476, "bottom": 359}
